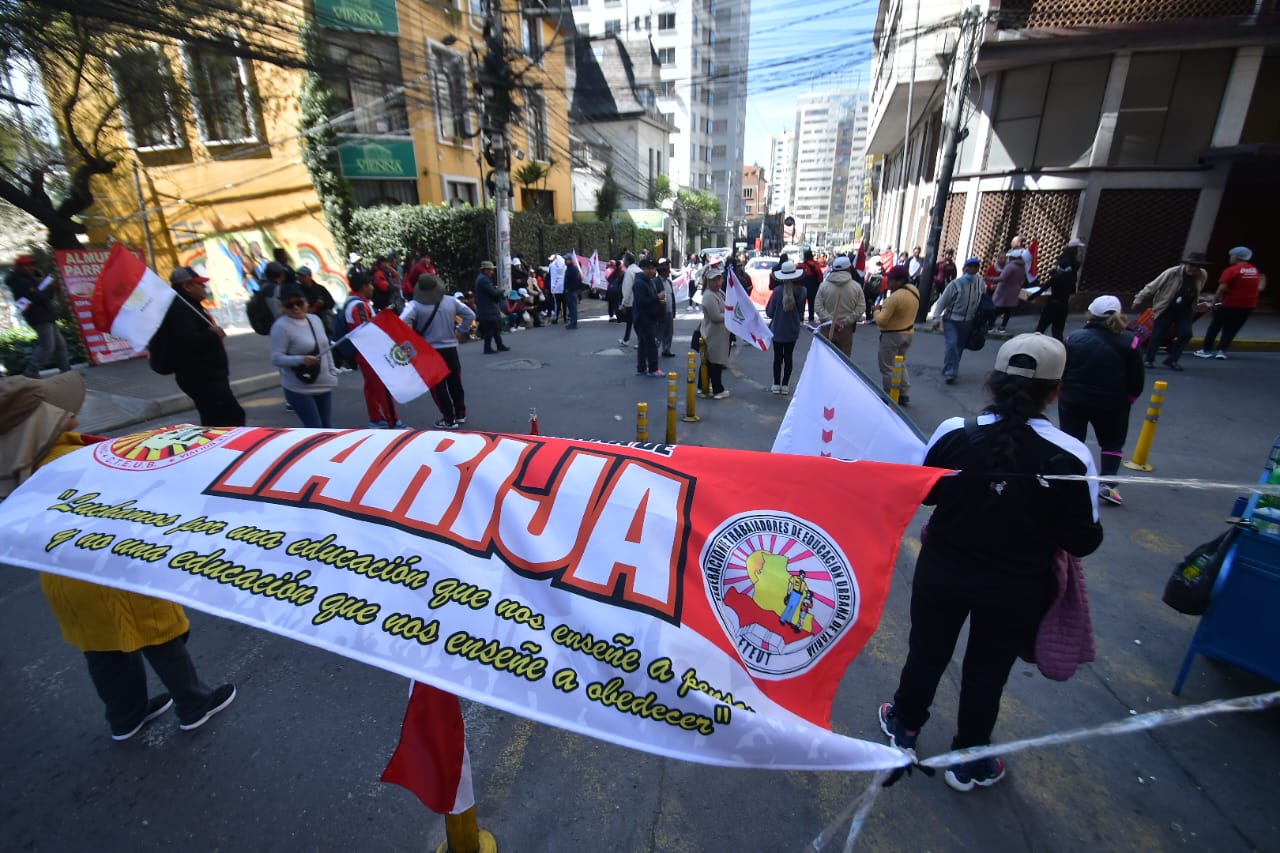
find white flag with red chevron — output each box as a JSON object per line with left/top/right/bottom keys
{"left": 724, "top": 267, "right": 772, "bottom": 352}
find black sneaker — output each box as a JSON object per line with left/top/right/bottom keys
{"left": 433, "top": 418, "right": 456, "bottom": 430}
{"left": 111, "top": 693, "right": 173, "bottom": 741}
{"left": 877, "top": 702, "right": 918, "bottom": 753}
{"left": 179, "top": 684, "right": 236, "bottom": 731}
{"left": 945, "top": 756, "right": 1006, "bottom": 792}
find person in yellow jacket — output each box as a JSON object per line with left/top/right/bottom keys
{"left": 0, "top": 372, "right": 235, "bottom": 741}
{"left": 873, "top": 265, "right": 921, "bottom": 404}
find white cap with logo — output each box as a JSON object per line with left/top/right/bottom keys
{"left": 994, "top": 333, "right": 1066, "bottom": 380}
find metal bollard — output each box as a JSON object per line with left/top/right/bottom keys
{"left": 1124, "top": 379, "right": 1169, "bottom": 472}
{"left": 683, "top": 352, "right": 701, "bottom": 422}
{"left": 435, "top": 808, "right": 497, "bottom": 853}
{"left": 666, "top": 373, "right": 678, "bottom": 443}
{"left": 890, "top": 354, "right": 905, "bottom": 403}
{"left": 636, "top": 401, "right": 649, "bottom": 442}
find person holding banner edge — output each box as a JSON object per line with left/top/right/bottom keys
{"left": 0, "top": 372, "right": 236, "bottom": 741}
{"left": 879, "top": 333, "right": 1103, "bottom": 791}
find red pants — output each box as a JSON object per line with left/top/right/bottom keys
{"left": 357, "top": 355, "right": 400, "bottom": 426}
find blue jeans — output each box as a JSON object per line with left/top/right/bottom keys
{"left": 564, "top": 289, "right": 579, "bottom": 327}
{"left": 942, "top": 319, "right": 970, "bottom": 378}
{"left": 284, "top": 389, "right": 333, "bottom": 427}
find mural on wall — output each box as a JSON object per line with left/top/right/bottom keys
{"left": 177, "top": 223, "right": 349, "bottom": 330}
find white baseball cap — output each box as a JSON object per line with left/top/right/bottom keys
{"left": 994, "top": 333, "right": 1066, "bottom": 380}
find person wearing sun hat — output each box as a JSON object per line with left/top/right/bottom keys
{"left": 878, "top": 331, "right": 1102, "bottom": 794}
{"left": 0, "top": 371, "right": 237, "bottom": 740}
{"left": 1132, "top": 250, "right": 1208, "bottom": 369}
{"left": 6, "top": 254, "right": 71, "bottom": 378}
{"left": 1060, "top": 295, "right": 1145, "bottom": 506}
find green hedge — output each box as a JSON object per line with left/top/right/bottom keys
{"left": 348, "top": 205, "right": 661, "bottom": 289}
{"left": 0, "top": 317, "right": 89, "bottom": 376}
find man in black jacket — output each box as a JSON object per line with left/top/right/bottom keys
{"left": 475, "top": 260, "right": 509, "bottom": 354}
{"left": 152, "top": 267, "right": 245, "bottom": 426}
{"left": 6, "top": 255, "right": 71, "bottom": 378}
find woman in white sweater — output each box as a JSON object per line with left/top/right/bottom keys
{"left": 270, "top": 283, "right": 338, "bottom": 427}
{"left": 400, "top": 274, "right": 476, "bottom": 429}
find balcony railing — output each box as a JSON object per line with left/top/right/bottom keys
{"left": 995, "top": 0, "right": 1268, "bottom": 28}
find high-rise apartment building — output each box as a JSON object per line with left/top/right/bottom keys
{"left": 569, "top": 0, "right": 749, "bottom": 241}
{"left": 790, "top": 91, "right": 869, "bottom": 245}
{"left": 767, "top": 130, "right": 794, "bottom": 213}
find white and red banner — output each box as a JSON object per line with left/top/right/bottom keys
{"left": 88, "top": 243, "right": 175, "bottom": 353}
{"left": 773, "top": 335, "right": 926, "bottom": 465}
{"left": 55, "top": 248, "right": 145, "bottom": 365}
{"left": 588, "top": 251, "right": 603, "bottom": 291}
{"left": 0, "top": 426, "right": 942, "bottom": 771}
{"left": 724, "top": 268, "right": 772, "bottom": 352}
{"left": 347, "top": 311, "right": 448, "bottom": 404}
{"left": 672, "top": 270, "right": 691, "bottom": 307}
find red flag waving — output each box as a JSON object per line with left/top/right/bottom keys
{"left": 347, "top": 310, "right": 450, "bottom": 403}
{"left": 1028, "top": 238, "right": 1040, "bottom": 280}
{"left": 878, "top": 250, "right": 896, "bottom": 272}
{"left": 90, "top": 242, "right": 176, "bottom": 350}
{"left": 381, "top": 681, "right": 474, "bottom": 814}
{"left": 854, "top": 242, "right": 867, "bottom": 274}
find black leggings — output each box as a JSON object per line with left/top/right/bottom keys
{"left": 772, "top": 341, "right": 796, "bottom": 385}
{"left": 993, "top": 307, "right": 1014, "bottom": 329}
{"left": 1058, "top": 400, "right": 1130, "bottom": 478}
{"left": 708, "top": 363, "right": 725, "bottom": 394}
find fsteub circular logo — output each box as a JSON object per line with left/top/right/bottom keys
{"left": 95, "top": 426, "right": 235, "bottom": 471}
{"left": 702, "top": 512, "right": 858, "bottom": 678}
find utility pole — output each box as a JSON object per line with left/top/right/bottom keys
{"left": 482, "top": 0, "right": 514, "bottom": 294}
{"left": 917, "top": 6, "right": 981, "bottom": 319}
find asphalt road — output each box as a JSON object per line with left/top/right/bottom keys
{"left": 3, "top": 297, "right": 1279, "bottom": 852}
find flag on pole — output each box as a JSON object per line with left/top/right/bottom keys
{"left": 772, "top": 335, "right": 926, "bottom": 465}
{"left": 672, "top": 269, "right": 690, "bottom": 306}
{"left": 724, "top": 267, "right": 772, "bottom": 352}
{"left": 90, "top": 242, "right": 176, "bottom": 350}
{"left": 347, "top": 310, "right": 449, "bottom": 404}
{"left": 589, "top": 250, "right": 603, "bottom": 290}
{"left": 879, "top": 250, "right": 896, "bottom": 272}
{"left": 1027, "top": 238, "right": 1040, "bottom": 282}
{"left": 854, "top": 242, "right": 867, "bottom": 274}
{"left": 381, "top": 681, "right": 475, "bottom": 814}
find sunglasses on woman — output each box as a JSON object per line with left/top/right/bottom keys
{"left": 283, "top": 299, "right": 306, "bottom": 308}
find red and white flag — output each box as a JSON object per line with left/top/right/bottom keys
{"left": 879, "top": 250, "right": 896, "bottom": 272}
{"left": 854, "top": 242, "right": 867, "bottom": 274}
{"left": 724, "top": 267, "right": 772, "bottom": 352}
{"left": 672, "top": 269, "right": 691, "bottom": 306}
{"left": 347, "top": 310, "right": 449, "bottom": 404}
{"left": 772, "top": 335, "right": 925, "bottom": 465}
{"left": 1027, "top": 238, "right": 1040, "bottom": 282}
{"left": 381, "top": 681, "right": 475, "bottom": 815}
{"left": 90, "top": 242, "right": 175, "bottom": 350}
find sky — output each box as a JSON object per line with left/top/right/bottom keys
{"left": 742, "top": 0, "right": 880, "bottom": 170}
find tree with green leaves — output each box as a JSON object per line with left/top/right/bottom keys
{"left": 594, "top": 166, "right": 620, "bottom": 223}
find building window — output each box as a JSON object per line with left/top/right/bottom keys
{"left": 444, "top": 177, "right": 481, "bottom": 206}
{"left": 669, "top": 143, "right": 675, "bottom": 157}
{"left": 1111, "top": 50, "right": 1234, "bottom": 166}
{"left": 692, "top": 47, "right": 699, "bottom": 67}
{"left": 604, "top": 19, "right": 621, "bottom": 35}
{"left": 742, "top": 186, "right": 755, "bottom": 199}
{"left": 713, "top": 144, "right": 727, "bottom": 158}
{"left": 523, "top": 12, "right": 543, "bottom": 60}
{"left": 185, "top": 42, "right": 258, "bottom": 145}
{"left": 661, "top": 111, "right": 675, "bottom": 125}
{"left": 712, "top": 119, "right": 728, "bottom": 133}
{"left": 658, "top": 12, "right": 676, "bottom": 30}
{"left": 692, "top": 16, "right": 699, "bottom": 35}
{"left": 657, "top": 47, "right": 675, "bottom": 65}
{"left": 987, "top": 57, "right": 1110, "bottom": 170}
{"left": 430, "top": 45, "right": 471, "bottom": 143}
{"left": 657, "top": 81, "right": 676, "bottom": 97}
{"left": 525, "top": 90, "right": 551, "bottom": 161}
{"left": 109, "top": 46, "right": 184, "bottom": 151}
{"left": 351, "top": 179, "right": 420, "bottom": 207}
{"left": 348, "top": 54, "right": 408, "bottom": 134}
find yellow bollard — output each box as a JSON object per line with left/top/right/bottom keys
{"left": 666, "top": 373, "right": 678, "bottom": 443}
{"left": 890, "top": 354, "right": 905, "bottom": 403}
{"left": 636, "top": 401, "right": 649, "bottom": 443}
{"left": 699, "top": 340, "right": 710, "bottom": 396}
{"left": 683, "top": 352, "right": 701, "bottom": 422}
{"left": 435, "top": 808, "right": 498, "bottom": 853}
{"left": 1124, "top": 379, "right": 1169, "bottom": 472}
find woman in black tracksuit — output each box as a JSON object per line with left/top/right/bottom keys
{"left": 1059, "top": 296, "right": 1145, "bottom": 507}
{"left": 880, "top": 333, "right": 1103, "bottom": 792}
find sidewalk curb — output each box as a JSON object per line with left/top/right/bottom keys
{"left": 86, "top": 372, "right": 279, "bottom": 435}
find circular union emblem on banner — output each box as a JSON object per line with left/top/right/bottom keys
{"left": 701, "top": 512, "right": 858, "bottom": 678}
{"left": 94, "top": 426, "right": 236, "bottom": 471}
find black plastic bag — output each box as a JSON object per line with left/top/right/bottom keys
{"left": 1162, "top": 528, "right": 1239, "bottom": 615}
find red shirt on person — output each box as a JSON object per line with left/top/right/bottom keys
{"left": 1219, "top": 262, "right": 1262, "bottom": 309}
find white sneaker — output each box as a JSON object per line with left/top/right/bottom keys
{"left": 780, "top": 385, "right": 789, "bottom": 396}
{"left": 769, "top": 384, "right": 781, "bottom": 394}
{"left": 1192, "top": 350, "right": 1214, "bottom": 359}
{"left": 713, "top": 390, "right": 731, "bottom": 400}
{"left": 1214, "top": 351, "right": 1228, "bottom": 360}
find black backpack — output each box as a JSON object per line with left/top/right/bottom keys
{"left": 330, "top": 297, "right": 359, "bottom": 363}
{"left": 245, "top": 282, "right": 277, "bottom": 335}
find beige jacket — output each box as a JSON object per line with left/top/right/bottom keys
{"left": 1134, "top": 265, "right": 1207, "bottom": 316}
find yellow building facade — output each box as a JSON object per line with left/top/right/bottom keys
{"left": 73, "top": 0, "right": 571, "bottom": 327}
